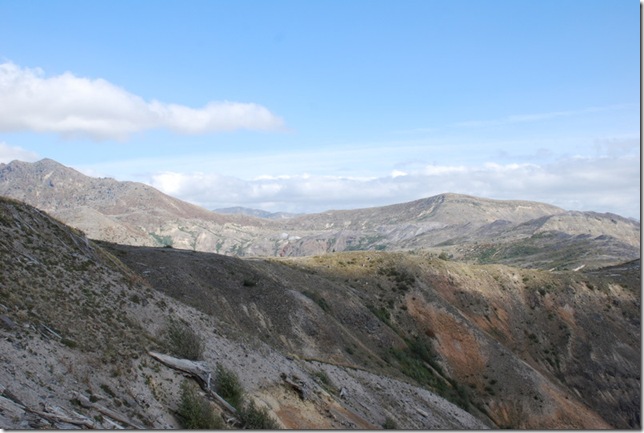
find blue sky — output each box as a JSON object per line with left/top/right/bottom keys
{"left": 0, "top": 0, "right": 640, "bottom": 218}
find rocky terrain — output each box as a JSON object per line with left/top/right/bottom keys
{"left": 0, "top": 158, "right": 639, "bottom": 270}
{"left": 0, "top": 196, "right": 640, "bottom": 429}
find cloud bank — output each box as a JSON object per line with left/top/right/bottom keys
{"left": 0, "top": 62, "right": 285, "bottom": 140}
{"left": 148, "top": 155, "right": 640, "bottom": 219}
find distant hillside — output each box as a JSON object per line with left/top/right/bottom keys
{"left": 214, "top": 206, "right": 301, "bottom": 220}
{"left": 0, "top": 158, "right": 639, "bottom": 269}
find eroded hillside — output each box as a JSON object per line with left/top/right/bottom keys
{"left": 0, "top": 196, "right": 639, "bottom": 429}
{"left": 105, "top": 245, "right": 640, "bottom": 428}
{"left": 0, "top": 197, "right": 486, "bottom": 429}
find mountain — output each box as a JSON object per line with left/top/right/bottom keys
{"left": 0, "top": 196, "right": 486, "bottom": 429}
{"left": 0, "top": 158, "right": 274, "bottom": 252}
{"left": 0, "top": 158, "right": 639, "bottom": 269}
{"left": 0, "top": 196, "right": 639, "bottom": 428}
{"left": 214, "top": 206, "right": 301, "bottom": 220}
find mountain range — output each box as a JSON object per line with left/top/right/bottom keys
{"left": 0, "top": 158, "right": 639, "bottom": 270}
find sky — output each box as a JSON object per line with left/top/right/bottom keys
{"left": 0, "top": 0, "right": 640, "bottom": 219}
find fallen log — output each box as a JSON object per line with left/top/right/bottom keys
{"left": 1, "top": 386, "right": 103, "bottom": 429}
{"left": 0, "top": 395, "right": 25, "bottom": 419}
{"left": 148, "top": 351, "right": 211, "bottom": 384}
{"left": 74, "top": 392, "right": 144, "bottom": 429}
{"left": 23, "top": 405, "right": 96, "bottom": 429}
{"left": 148, "top": 351, "right": 238, "bottom": 415}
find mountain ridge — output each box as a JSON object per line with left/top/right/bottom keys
{"left": 214, "top": 206, "right": 302, "bottom": 220}
{"left": 0, "top": 158, "right": 639, "bottom": 269}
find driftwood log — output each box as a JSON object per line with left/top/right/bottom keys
{"left": 148, "top": 351, "right": 238, "bottom": 415}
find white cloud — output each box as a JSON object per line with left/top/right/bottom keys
{"left": 147, "top": 155, "right": 640, "bottom": 219}
{"left": 422, "top": 165, "right": 468, "bottom": 176}
{"left": 0, "top": 143, "right": 40, "bottom": 163}
{"left": 0, "top": 62, "right": 285, "bottom": 140}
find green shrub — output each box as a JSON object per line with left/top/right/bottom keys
{"left": 368, "top": 304, "right": 391, "bottom": 325}
{"left": 61, "top": 338, "right": 78, "bottom": 349}
{"left": 238, "top": 400, "right": 280, "bottom": 429}
{"left": 213, "top": 364, "right": 278, "bottom": 428}
{"left": 313, "top": 370, "right": 332, "bottom": 387}
{"left": 382, "top": 416, "right": 398, "bottom": 429}
{"left": 163, "top": 318, "right": 204, "bottom": 360}
{"left": 176, "top": 381, "right": 223, "bottom": 429}
{"left": 302, "top": 291, "right": 331, "bottom": 313}
{"left": 242, "top": 278, "right": 257, "bottom": 287}
{"left": 312, "top": 370, "right": 338, "bottom": 394}
{"left": 215, "top": 363, "right": 245, "bottom": 410}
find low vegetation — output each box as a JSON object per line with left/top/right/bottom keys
{"left": 302, "top": 290, "right": 331, "bottom": 313}
{"left": 215, "top": 363, "right": 245, "bottom": 410}
{"left": 176, "top": 381, "right": 223, "bottom": 429}
{"left": 237, "top": 400, "right": 280, "bottom": 429}
{"left": 162, "top": 318, "right": 204, "bottom": 361}
{"left": 215, "top": 363, "right": 280, "bottom": 429}
{"left": 382, "top": 416, "right": 398, "bottom": 429}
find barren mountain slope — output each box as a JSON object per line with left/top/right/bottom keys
{"left": 0, "top": 158, "right": 639, "bottom": 270}
{"left": 0, "top": 159, "right": 272, "bottom": 250}
{"left": 0, "top": 197, "right": 488, "bottom": 429}
{"left": 436, "top": 211, "right": 640, "bottom": 270}
{"left": 277, "top": 195, "right": 639, "bottom": 268}
{"left": 105, "top": 242, "right": 640, "bottom": 429}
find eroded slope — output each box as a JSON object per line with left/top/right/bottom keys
{"left": 0, "top": 197, "right": 486, "bottom": 429}
{"left": 107, "top": 242, "right": 641, "bottom": 429}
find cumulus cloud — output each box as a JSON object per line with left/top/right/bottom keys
{"left": 0, "top": 143, "right": 40, "bottom": 164}
{"left": 0, "top": 62, "right": 285, "bottom": 140}
{"left": 148, "top": 155, "right": 640, "bottom": 219}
